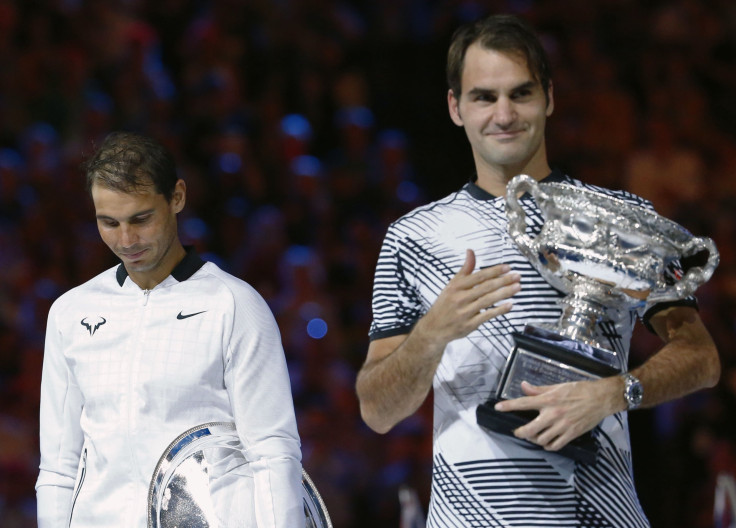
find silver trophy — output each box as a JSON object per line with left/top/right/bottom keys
{"left": 477, "top": 174, "right": 719, "bottom": 462}
{"left": 148, "top": 422, "right": 332, "bottom": 528}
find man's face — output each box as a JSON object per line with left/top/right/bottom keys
{"left": 92, "top": 180, "right": 185, "bottom": 285}
{"left": 448, "top": 44, "right": 553, "bottom": 179}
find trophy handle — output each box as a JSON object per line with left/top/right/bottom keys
{"left": 505, "top": 174, "right": 545, "bottom": 265}
{"left": 659, "top": 235, "right": 720, "bottom": 301}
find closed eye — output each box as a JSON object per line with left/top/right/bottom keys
{"left": 130, "top": 214, "right": 152, "bottom": 224}
{"left": 98, "top": 218, "right": 119, "bottom": 228}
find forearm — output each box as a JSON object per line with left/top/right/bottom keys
{"left": 357, "top": 319, "right": 447, "bottom": 433}
{"left": 251, "top": 454, "right": 305, "bottom": 528}
{"left": 594, "top": 310, "right": 719, "bottom": 417}
{"left": 36, "top": 475, "right": 75, "bottom": 528}
{"left": 631, "top": 313, "right": 719, "bottom": 408}
{"left": 359, "top": 252, "right": 520, "bottom": 433}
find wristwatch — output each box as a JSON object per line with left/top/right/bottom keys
{"left": 622, "top": 373, "right": 643, "bottom": 410}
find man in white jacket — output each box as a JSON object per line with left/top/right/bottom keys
{"left": 36, "top": 131, "right": 305, "bottom": 527}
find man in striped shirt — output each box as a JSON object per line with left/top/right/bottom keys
{"left": 356, "top": 14, "right": 719, "bottom": 527}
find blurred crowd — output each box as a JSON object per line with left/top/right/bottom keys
{"left": 1, "top": 0, "right": 736, "bottom": 526}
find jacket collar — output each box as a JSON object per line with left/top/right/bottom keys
{"left": 464, "top": 168, "right": 570, "bottom": 200}
{"left": 115, "top": 246, "right": 205, "bottom": 287}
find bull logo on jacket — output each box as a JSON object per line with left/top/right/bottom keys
{"left": 81, "top": 316, "right": 107, "bottom": 336}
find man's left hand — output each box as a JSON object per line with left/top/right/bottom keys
{"left": 493, "top": 377, "right": 625, "bottom": 451}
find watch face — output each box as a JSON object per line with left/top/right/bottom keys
{"left": 625, "top": 375, "right": 643, "bottom": 407}
{"left": 630, "top": 384, "right": 643, "bottom": 403}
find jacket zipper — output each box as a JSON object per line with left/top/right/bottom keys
{"left": 68, "top": 448, "right": 87, "bottom": 527}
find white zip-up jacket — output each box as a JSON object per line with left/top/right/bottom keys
{"left": 36, "top": 249, "right": 305, "bottom": 527}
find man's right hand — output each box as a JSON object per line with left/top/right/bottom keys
{"left": 356, "top": 249, "right": 521, "bottom": 433}
{"left": 418, "top": 248, "right": 521, "bottom": 347}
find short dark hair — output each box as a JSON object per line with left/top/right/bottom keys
{"left": 446, "top": 14, "right": 551, "bottom": 103}
{"left": 84, "top": 132, "right": 178, "bottom": 201}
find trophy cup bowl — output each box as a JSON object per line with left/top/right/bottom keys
{"left": 148, "top": 422, "right": 332, "bottom": 528}
{"left": 476, "top": 174, "right": 719, "bottom": 463}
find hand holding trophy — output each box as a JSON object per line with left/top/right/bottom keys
{"left": 476, "top": 174, "right": 719, "bottom": 463}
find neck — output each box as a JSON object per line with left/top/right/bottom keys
{"left": 475, "top": 161, "right": 552, "bottom": 197}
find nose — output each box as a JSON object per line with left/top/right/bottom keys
{"left": 119, "top": 224, "right": 139, "bottom": 248}
{"left": 494, "top": 97, "right": 516, "bottom": 127}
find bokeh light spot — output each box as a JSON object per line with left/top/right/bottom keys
{"left": 306, "top": 318, "right": 328, "bottom": 339}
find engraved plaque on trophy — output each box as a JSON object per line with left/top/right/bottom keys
{"left": 148, "top": 422, "right": 332, "bottom": 528}
{"left": 476, "top": 174, "right": 719, "bottom": 463}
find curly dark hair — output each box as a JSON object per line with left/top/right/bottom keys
{"left": 84, "top": 132, "right": 178, "bottom": 202}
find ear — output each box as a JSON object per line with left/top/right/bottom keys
{"left": 171, "top": 179, "right": 186, "bottom": 214}
{"left": 448, "top": 89, "right": 464, "bottom": 127}
{"left": 546, "top": 81, "right": 554, "bottom": 117}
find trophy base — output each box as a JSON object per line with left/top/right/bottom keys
{"left": 498, "top": 328, "right": 621, "bottom": 401}
{"left": 475, "top": 327, "right": 621, "bottom": 464}
{"left": 476, "top": 398, "right": 598, "bottom": 464}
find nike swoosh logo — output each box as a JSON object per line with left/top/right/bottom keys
{"left": 177, "top": 310, "right": 207, "bottom": 320}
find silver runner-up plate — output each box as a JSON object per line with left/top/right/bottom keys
{"left": 148, "top": 422, "right": 332, "bottom": 528}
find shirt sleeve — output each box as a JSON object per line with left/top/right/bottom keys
{"left": 36, "top": 299, "right": 85, "bottom": 528}
{"left": 223, "top": 285, "right": 305, "bottom": 528}
{"left": 369, "top": 223, "right": 425, "bottom": 340}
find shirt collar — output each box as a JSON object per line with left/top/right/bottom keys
{"left": 115, "top": 246, "right": 206, "bottom": 287}
{"left": 464, "top": 168, "right": 570, "bottom": 200}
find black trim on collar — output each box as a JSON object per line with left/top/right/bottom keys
{"left": 115, "top": 262, "right": 128, "bottom": 286}
{"left": 115, "top": 246, "right": 206, "bottom": 287}
{"left": 464, "top": 168, "right": 570, "bottom": 200}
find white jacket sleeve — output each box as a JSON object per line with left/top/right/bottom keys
{"left": 224, "top": 286, "right": 305, "bottom": 528}
{"left": 36, "top": 300, "right": 85, "bottom": 527}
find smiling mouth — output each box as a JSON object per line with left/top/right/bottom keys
{"left": 489, "top": 129, "right": 524, "bottom": 139}
{"left": 121, "top": 249, "right": 148, "bottom": 260}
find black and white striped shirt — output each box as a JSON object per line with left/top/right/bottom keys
{"left": 368, "top": 170, "right": 687, "bottom": 527}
